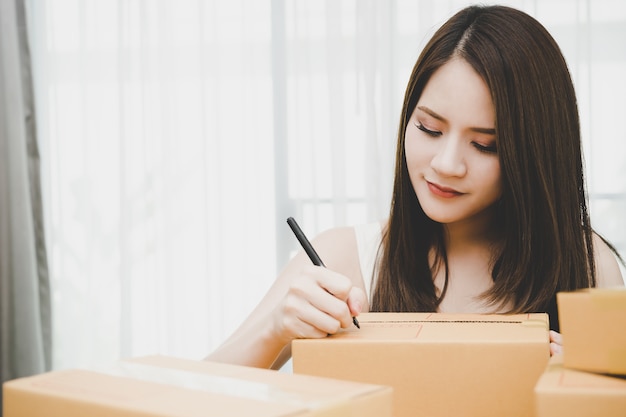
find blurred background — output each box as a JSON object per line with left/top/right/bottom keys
{"left": 20, "top": 0, "right": 626, "bottom": 370}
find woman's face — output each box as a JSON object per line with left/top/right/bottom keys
{"left": 405, "top": 58, "right": 502, "bottom": 226}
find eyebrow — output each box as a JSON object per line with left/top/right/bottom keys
{"left": 417, "top": 105, "right": 496, "bottom": 135}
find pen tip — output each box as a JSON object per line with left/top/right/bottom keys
{"left": 353, "top": 317, "right": 360, "bottom": 329}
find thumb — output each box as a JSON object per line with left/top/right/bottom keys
{"left": 347, "top": 286, "right": 367, "bottom": 317}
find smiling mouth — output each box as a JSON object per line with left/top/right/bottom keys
{"left": 427, "top": 181, "right": 463, "bottom": 198}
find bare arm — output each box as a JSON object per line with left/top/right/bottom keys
{"left": 205, "top": 226, "right": 367, "bottom": 369}
{"left": 551, "top": 234, "right": 624, "bottom": 356}
{"left": 593, "top": 233, "right": 625, "bottom": 288}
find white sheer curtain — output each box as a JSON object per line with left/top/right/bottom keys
{"left": 28, "top": 0, "right": 626, "bottom": 371}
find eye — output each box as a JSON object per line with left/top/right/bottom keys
{"left": 472, "top": 142, "right": 498, "bottom": 154}
{"left": 415, "top": 122, "right": 442, "bottom": 137}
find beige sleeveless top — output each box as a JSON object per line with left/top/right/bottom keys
{"left": 353, "top": 222, "right": 383, "bottom": 303}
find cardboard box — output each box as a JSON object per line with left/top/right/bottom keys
{"left": 292, "top": 312, "right": 550, "bottom": 417}
{"left": 535, "top": 354, "right": 626, "bottom": 416}
{"left": 557, "top": 288, "right": 626, "bottom": 375}
{"left": 4, "top": 355, "right": 392, "bottom": 417}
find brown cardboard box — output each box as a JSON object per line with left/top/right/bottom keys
{"left": 292, "top": 312, "right": 550, "bottom": 417}
{"left": 557, "top": 288, "right": 626, "bottom": 375}
{"left": 535, "top": 355, "right": 626, "bottom": 417}
{"left": 3, "top": 355, "right": 392, "bottom": 417}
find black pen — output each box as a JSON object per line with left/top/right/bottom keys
{"left": 286, "top": 217, "right": 360, "bottom": 329}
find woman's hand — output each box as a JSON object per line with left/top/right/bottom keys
{"left": 206, "top": 226, "right": 366, "bottom": 369}
{"left": 271, "top": 265, "right": 365, "bottom": 344}
{"left": 549, "top": 330, "right": 563, "bottom": 356}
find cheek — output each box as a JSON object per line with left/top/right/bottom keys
{"left": 481, "top": 161, "right": 503, "bottom": 198}
{"left": 404, "top": 132, "right": 429, "bottom": 169}
{"left": 404, "top": 138, "right": 415, "bottom": 168}
{"left": 404, "top": 140, "right": 423, "bottom": 186}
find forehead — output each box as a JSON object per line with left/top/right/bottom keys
{"left": 417, "top": 58, "right": 495, "bottom": 127}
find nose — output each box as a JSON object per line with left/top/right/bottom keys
{"left": 430, "top": 137, "right": 467, "bottom": 177}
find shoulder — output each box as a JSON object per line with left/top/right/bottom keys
{"left": 312, "top": 226, "right": 358, "bottom": 254}
{"left": 312, "top": 221, "right": 386, "bottom": 253}
{"left": 310, "top": 221, "right": 386, "bottom": 288}
{"left": 592, "top": 232, "right": 625, "bottom": 288}
{"left": 309, "top": 226, "right": 361, "bottom": 280}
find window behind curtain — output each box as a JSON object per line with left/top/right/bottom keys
{"left": 28, "top": 0, "right": 626, "bottom": 370}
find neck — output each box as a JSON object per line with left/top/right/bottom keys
{"left": 441, "top": 207, "right": 501, "bottom": 253}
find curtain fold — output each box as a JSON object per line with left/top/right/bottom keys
{"left": 0, "top": 0, "right": 52, "bottom": 405}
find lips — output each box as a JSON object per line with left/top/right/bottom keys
{"left": 426, "top": 181, "right": 463, "bottom": 198}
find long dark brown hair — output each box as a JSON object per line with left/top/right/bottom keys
{"left": 372, "top": 5, "right": 598, "bottom": 316}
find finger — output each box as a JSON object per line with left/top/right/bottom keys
{"left": 295, "top": 300, "right": 345, "bottom": 335}
{"left": 311, "top": 266, "right": 353, "bottom": 302}
{"left": 549, "top": 330, "right": 563, "bottom": 345}
{"left": 280, "top": 293, "right": 339, "bottom": 338}
{"left": 304, "top": 287, "right": 354, "bottom": 330}
{"left": 550, "top": 342, "right": 563, "bottom": 356}
{"left": 283, "top": 316, "right": 330, "bottom": 340}
{"left": 296, "top": 266, "right": 355, "bottom": 328}
{"left": 285, "top": 275, "right": 350, "bottom": 333}
{"left": 347, "top": 286, "right": 366, "bottom": 317}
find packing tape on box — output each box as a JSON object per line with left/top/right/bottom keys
{"left": 94, "top": 361, "right": 347, "bottom": 410}
{"left": 360, "top": 319, "right": 548, "bottom": 328}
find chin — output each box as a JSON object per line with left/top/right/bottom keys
{"left": 419, "top": 206, "right": 461, "bottom": 224}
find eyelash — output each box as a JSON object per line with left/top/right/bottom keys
{"left": 473, "top": 143, "right": 498, "bottom": 154}
{"left": 414, "top": 122, "right": 497, "bottom": 154}
{"left": 415, "top": 122, "right": 441, "bottom": 137}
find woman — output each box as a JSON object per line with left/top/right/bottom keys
{"left": 207, "top": 5, "right": 624, "bottom": 370}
